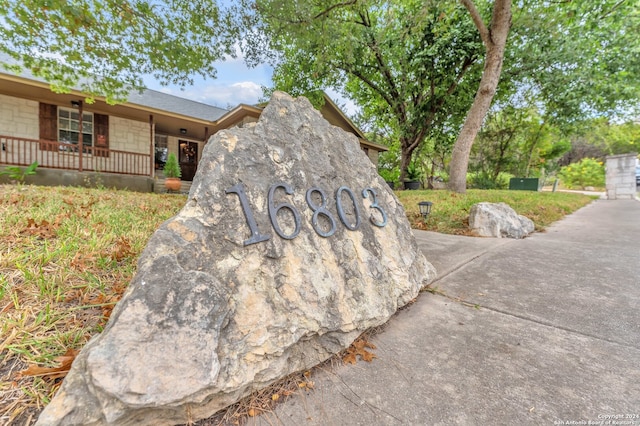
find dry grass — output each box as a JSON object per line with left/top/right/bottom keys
{"left": 0, "top": 184, "right": 594, "bottom": 425}
{"left": 0, "top": 185, "right": 186, "bottom": 425}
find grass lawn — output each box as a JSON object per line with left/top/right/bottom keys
{"left": 396, "top": 188, "right": 596, "bottom": 234}
{"left": 0, "top": 184, "right": 595, "bottom": 424}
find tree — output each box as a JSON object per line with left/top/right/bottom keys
{"left": 448, "top": 0, "right": 511, "bottom": 193}
{"left": 499, "top": 1, "right": 640, "bottom": 128}
{"left": 0, "top": 0, "right": 238, "bottom": 103}
{"left": 246, "top": 0, "right": 640, "bottom": 192}
{"left": 558, "top": 119, "right": 640, "bottom": 167}
{"left": 246, "top": 0, "right": 486, "bottom": 184}
{"left": 470, "top": 106, "right": 570, "bottom": 186}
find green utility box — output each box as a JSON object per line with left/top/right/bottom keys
{"left": 509, "top": 177, "right": 539, "bottom": 191}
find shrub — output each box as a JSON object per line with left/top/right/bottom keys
{"left": 0, "top": 161, "right": 38, "bottom": 183}
{"left": 468, "top": 171, "right": 513, "bottom": 190}
{"left": 163, "top": 153, "right": 181, "bottom": 178}
{"left": 558, "top": 158, "right": 604, "bottom": 189}
{"left": 405, "top": 162, "right": 423, "bottom": 181}
{"left": 378, "top": 167, "right": 400, "bottom": 184}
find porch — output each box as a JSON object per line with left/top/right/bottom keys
{"left": 1, "top": 135, "right": 153, "bottom": 177}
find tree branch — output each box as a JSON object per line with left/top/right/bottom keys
{"left": 364, "top": 32, "right": 405, "bottom": 119}
{"left": 313, "top": 0, "right": 359, "bottom": 20}
{"left": 600, "top": 0, "right": 627, "bottom": 20}
{"left": 460, "top": 0, "right": 491, "bottom": 46}
{"left": 346, "top": 67, "right": 404, "bottom": 120}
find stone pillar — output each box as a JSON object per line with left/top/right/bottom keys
{"left": 605, "top": 153, "right": 637, "bottom": 200}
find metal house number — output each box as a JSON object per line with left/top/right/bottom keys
{"left": 225, "top": 182, "right": 388, "bottom": 246}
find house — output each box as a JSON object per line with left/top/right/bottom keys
{"left": 0, "top": 69, "right": 387, "bottom": 192}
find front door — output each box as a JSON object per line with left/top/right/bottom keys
{"left": 178, "top": 140, "right": 198, "bottom": 181}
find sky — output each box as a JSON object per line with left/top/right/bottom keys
{"left": 142, "top": 54, "right": 358, "bottom": 117}
{"left": 143, "top": 55, "right": 274, "bottom": 109}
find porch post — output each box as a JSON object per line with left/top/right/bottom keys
{"left": 149, "top": 114, "right": 154, "bottom": 177}
{"left": 77, "top": 100, "right": 83, "bottom": 172}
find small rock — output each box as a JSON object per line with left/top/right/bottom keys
{"left": 469, "top": 202, "right": 534, "bottom": 239}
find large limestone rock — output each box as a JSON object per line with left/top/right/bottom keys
{"left": 469, "top": 202, "right": 535, "bottom": 238}
{"left": 37, "top": 92, "right": 436, "bottom": 425}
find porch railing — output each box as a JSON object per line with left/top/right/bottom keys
{"left": 0, "top": 135, "right": 152, "bottom": 177}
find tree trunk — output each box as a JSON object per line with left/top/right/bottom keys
{"left": 398, "top": 137, "right": 419, "bottom": 184}
{"left": 399, "top": 143, "right": 411, "bottom": 184}
{"left": 524, "top": 122, "right": 545, "bottom": 177}
{"left": 448, "top": 0, "right": 512, "bottom": 193}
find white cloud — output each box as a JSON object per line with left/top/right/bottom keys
{"left": 157, "top": 81, "right": 265, "bottom": 109}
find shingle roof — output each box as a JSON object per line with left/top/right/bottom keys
{"left": 126, "top": 89, "right": 228, "bottom": 121}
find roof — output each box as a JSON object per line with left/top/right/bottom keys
{"left": 126, "top": 89, "right": 228, "bottom": 122}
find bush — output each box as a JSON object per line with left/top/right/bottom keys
{"left": 0, "top": 161, "right": 38, "bottom": 183}
{"left": 468, "top": 172, "right": 513, "bottom": 190}
{"left": 405, "top": 162, "right": 423, "bottom": 181}
{"left": 558, "top": 158, "right": 604, "bottom": 189}
{"left": 163, "top": 153, "right": 181, "bottom": 178}
{"left": 378, "top": 167, "right": 400, "bottom": 184}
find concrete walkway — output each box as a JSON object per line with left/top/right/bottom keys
{"left": 255, "top": 199, "right": 640, "bottom": 425}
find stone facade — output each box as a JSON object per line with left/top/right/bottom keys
{"left": 0, "top": 93, "right": 39, "bottom": 139}
{"left": 109, "top": 116, "right": 150, "bottom": 154}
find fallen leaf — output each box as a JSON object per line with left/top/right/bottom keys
{"left": 342, "top": 352, "right": 357, "bottom": 365}
{"left": 360, "top": 350, "right": 376, "bottom": 362}
{"left": 22, "top": 217, "right": 58, "bottom": 239}
{"left": 342, "top": 337, "right": 377, "bottom": 364}
{"left": 71, "top": 252, "right": 96, "bottom": 271}
{"left": 247, "top": 408, "right": 257, "bottom": 417}
{"left": 271, "top": 393, "right": 280, "bottom": 401}
{"left": 110, "top": 236, "right": 134, "bottom": 261}
{"left": 16, "top": 349, "right": 79, "bottom": 380}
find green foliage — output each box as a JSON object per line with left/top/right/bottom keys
{"left": 568, "top": 118, "right": 640, "bottom": 158}
{"left": 248, "top": 0, "right": 484, "bottom": 181}
{"left": 558, "top": 158, "right": 605, "bottom": 189}
{"left": 162, "top": 153, "right": 181, "bottom": 178}
{"left": 378, "top": 168, "right": 399, "bottom": 185}
{"left": 501, "top": 1, "right": 640, "bottom": 126}
{"left": 405, "top": 162, "right": 423, "bottom": 181}
{"left": 468, "top": 171, "right": 513, "bottom": 190}
{"left": 0, "top": 161, "right": 38, "bottom": 183}
{"left": 471, "top": 106, "right": 571, "bottom": 181}
{"left": 0, "top": 1, "right": 238, "bottom": 103}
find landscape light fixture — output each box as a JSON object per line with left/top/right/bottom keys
{"left": 418, "top": 201, "right": 433, "bottom": 222}
{"left": 179, "top": 128, "right": 187, "bottom": 135}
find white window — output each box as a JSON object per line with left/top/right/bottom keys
{"left": 58, "top": 108, "right": 93, "bottom": 149}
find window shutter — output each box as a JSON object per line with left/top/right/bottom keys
{"left": 94, "top": 113, "right": 109, "bottom": 157}
{"left": 39, "top": 103, "right": 57, "bottom": 151}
